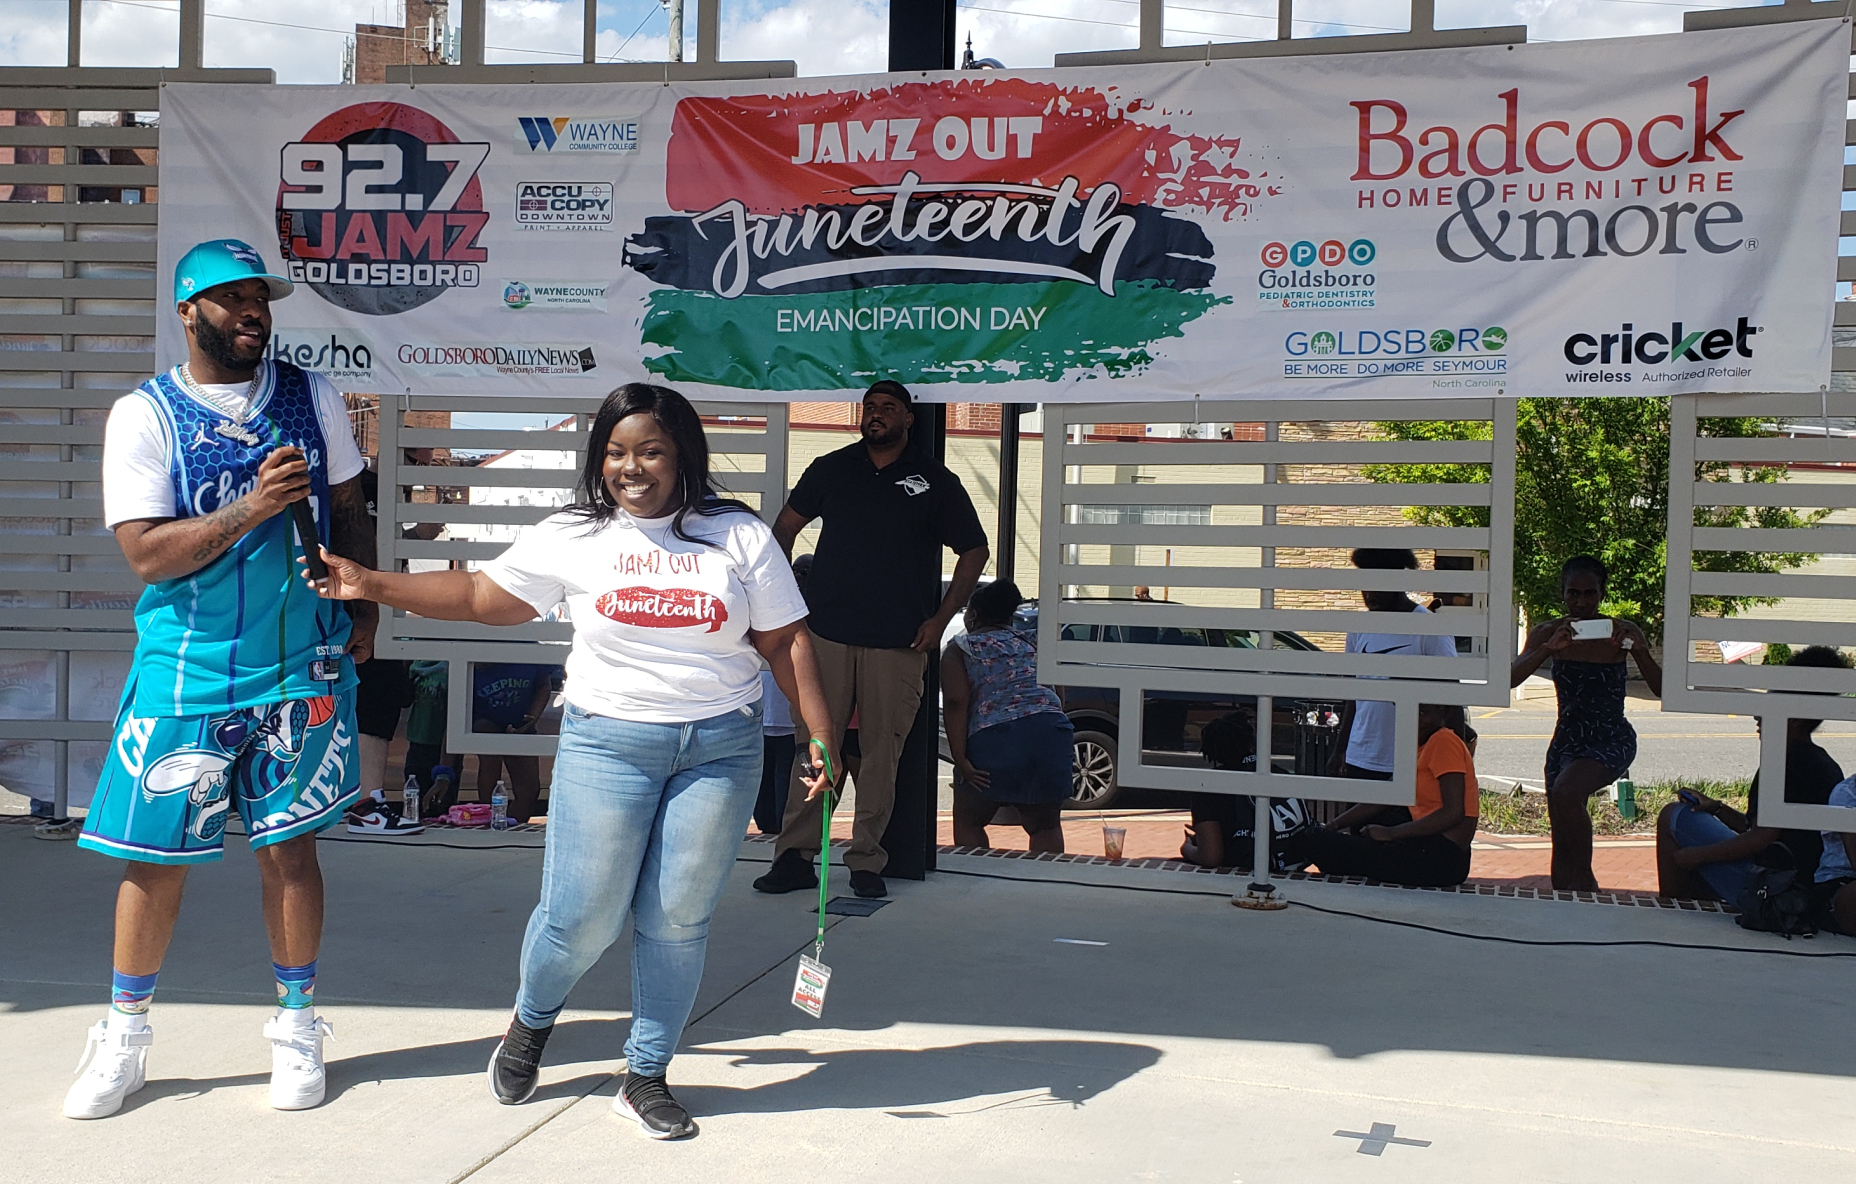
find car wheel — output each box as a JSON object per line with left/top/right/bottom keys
{"left": 1068, "top": 729, "right": 1120, "bottom": 810}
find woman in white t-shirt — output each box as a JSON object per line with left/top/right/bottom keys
{"left": 305, "top": 385, "right": 834, "bottom": 1140}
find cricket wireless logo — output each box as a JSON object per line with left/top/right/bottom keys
{"left": 276, "top": 103, "right": 490, "bottom": 315}
{"left": 1347, "top": 80, "right": 1749, "bottom": 265}
{"left": 1562, "top": 317, "right": 1758, "bottom": 384}
{"left": 622, "top": 77, "right": 1277, "bottom": 389}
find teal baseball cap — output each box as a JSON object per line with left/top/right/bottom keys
{"left": 173, "top": 238, "right": 294, "bottom": 305}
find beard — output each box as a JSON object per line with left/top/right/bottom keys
{"left": 194, "top": 315, "right": 267, "bottom": 375}
{"left": 860, "top": 418, "right": 908, "bottom": 448}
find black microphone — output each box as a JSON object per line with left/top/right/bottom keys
{"left": 292, "top": 499, "right": 328, "bottom": 580}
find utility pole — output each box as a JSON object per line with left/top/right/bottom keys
{"left": 665, "top": 0, "right": 684, "bottom": 62}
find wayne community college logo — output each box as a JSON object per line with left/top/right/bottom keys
{"left": 516, "top": 116, "right": 640, "bottom": 153}
{"left": 276, "top": 102, "right": 490, "bottom": 315}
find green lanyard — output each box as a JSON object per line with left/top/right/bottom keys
{"left": 809, "top": 738, "right": 836, "bottom": 959}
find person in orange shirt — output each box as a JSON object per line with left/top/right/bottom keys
{"left": 1279, "top": 703, "right": 1479, "bottom": 887}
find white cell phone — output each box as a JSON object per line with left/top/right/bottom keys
{"left": 1570, "top": 618, "right": 1614, "bottom": 641}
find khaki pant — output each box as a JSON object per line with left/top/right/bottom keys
{"left": 775, "top": 636, "right": 927, "bottom": 874}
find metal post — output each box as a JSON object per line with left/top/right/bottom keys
{"left": 1410, "top": 0, "right": 1435, "bottom": 32}
{"left": 179, "top": 0, "right": 204, "bottom": 70}
{"left": 460, "top": 0, "right": 486, "bottom": 66}
{"left": 67, "top": 0, "right": 81, "bottom": 66}
{"left": 1236, "top": 419, "right": 1287, "bottom": 910}
{"left": 696, "top": 0, "right": 718, "bottom": 63}
{"left": 667, "top": 0, "right": 685, "bottom": 62}
{"left": 884, "top": 402, "right": 949, "bottom": 880}
{"left": 1140, "top": 0, "right": 1164, "bottom": 51}
{"left": 1277, "top": 0, "right": 1293, "bottom": 41}
{"left": 583, "top": 0, "right": 598, "bottom": 62}
{"left": 889, "top": 0, "right": 957, "bottom": 72}
{"left": 996, "top": 405, "right": 1020, "bottom": 586}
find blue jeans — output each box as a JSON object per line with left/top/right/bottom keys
{"left": 1666, "top": 802, "right": 1759, "bottom": 903}
{"left": 513, "top": 700, "right": 762, "bottom": 1077}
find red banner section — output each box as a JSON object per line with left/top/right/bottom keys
{"left": 665, "top": 77, "right": 1267, "bottom": 218}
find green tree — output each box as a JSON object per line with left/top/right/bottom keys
{"left": 1365, "top": 398, "right": 1822, "bottom": 640}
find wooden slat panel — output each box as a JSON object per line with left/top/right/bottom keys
{"left": 1690, "top": 525, "right": 1856, "bottom": 551}
{"left": 0, "top": 278, "right": 152, "bottom": 298}
{"left": 1056, "top": 563, "right": 1488, "bottom": 593}
{"left": 0, "top": 240, "right": 156, "bottom": 262}
{"left": 0, "top": 164, "right": 159, "bottom": 186}
{"left": 1686, "top": 617, "right": 1856, "bottom": 646}
{"left": 1055, "top": 601, "right": 1474, "bottom": 637}
{"left": 1061, "top": 481, "right": 1491, "bottom": 507}
{"left": 0, "top": 315, "right": 156, "bottom": 335}
{"left": 1060, "top": 523, "right": 1490, "bottom": 549}
{"left": 0, "top": 203, "right": 157, "bottom": 225}
{"left": 0, "top": 351, "right": 153, "bottom": 373}
{"left": 1691, "top": 481, "right": 1856, "bottom": 508}
{"left": 1056, "top": 639, "right": 1481, "bottom": 679}
{"left": 1064, "top": 439, "right": 1493, "bottom": 465}
{"left": 0, "top": 88, "right": 161, "bottom": 108}
{"left": 0, "top": 425, "right": 103, "bottom": 445}
{"left": 1690, "top": 570, "right": 1856, "bottom": 598}
{"left": 0, "top": 126, "right": 155, "bottom": 147}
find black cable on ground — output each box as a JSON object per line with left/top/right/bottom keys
{"left": 313, "top": 836, "right": 1856, "bottom": 961}
{"left": 930, "top": 865, "right": 1856, "bottom": 960}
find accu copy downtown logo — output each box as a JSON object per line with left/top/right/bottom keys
{"left": 618, "top": 77, "right": 1282, "bottom": 390}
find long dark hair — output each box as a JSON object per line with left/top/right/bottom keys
{"left": 563, "top": 383, "right": 753, "bottom": 544}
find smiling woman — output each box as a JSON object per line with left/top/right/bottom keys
{"left": 304, "top": 382, "right": 839, "bottom": 1140}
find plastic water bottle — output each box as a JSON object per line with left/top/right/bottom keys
{"left": 401, "top": 774, "right": 420, "bottom": 826}
{"left": 490, "top": 779, "right": 510, "bottom": 830}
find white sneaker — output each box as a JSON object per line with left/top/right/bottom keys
{"left": 64, "top": 1020, "right": 152, "bottom": 1119}
{"left": 263, "top": 1013, "right": 333, "bottom": 1110}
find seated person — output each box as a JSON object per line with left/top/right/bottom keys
{"left": 1179, "top": 712, "right": 1307, "bottom": 872}
{"left": 1656, "top": 646, "right": 1850, "bottom": 901}
{"left": 943, "top": 580, "right": 1072, "bottom": 855}
{"left": 1815, "top": 775, "right": 1856, "bottom": 936}
{"left": 471, "top": 662, "right": 562, "bottom": 824}
{"left": 1278, "top": 703, "right": 1479, "bottom": 887}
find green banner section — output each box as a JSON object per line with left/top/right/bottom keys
{"left": 639, "top": 279, "right": 1227, "bottom": 390}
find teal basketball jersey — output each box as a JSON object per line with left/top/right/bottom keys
{"left": 122, "top": 360, "right": 356, "bottom": 716}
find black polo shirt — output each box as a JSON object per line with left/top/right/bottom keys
{"left": 790, "top": 440, "right": 987, "bottom": 649}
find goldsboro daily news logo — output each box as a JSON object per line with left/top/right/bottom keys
{"left": 516, "top": 117, "right": 640, "bottom": 154}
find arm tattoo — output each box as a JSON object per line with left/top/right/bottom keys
{"left": 188, "top": 497, "right": 257, "bottom": 564}
{"left": 328, "top": 477, "right": 378, "bottom": 569}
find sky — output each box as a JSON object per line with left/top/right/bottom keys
{"left": 0, "top": 0, "right": 1789, "bottom": 81}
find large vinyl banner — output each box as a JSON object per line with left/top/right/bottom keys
{"left": 157, "top": 21, "right": 1845, "bottom": 401}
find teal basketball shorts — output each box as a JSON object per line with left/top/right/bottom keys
{"left": 79, "top": 692, "right": 360, "bottom": 865}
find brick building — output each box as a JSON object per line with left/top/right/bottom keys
{"left": 350, "top": 1, "right": 452, "bottom": 85}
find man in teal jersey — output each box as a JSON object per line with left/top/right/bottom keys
{"left": 65, "top": 240, "right": 377, "bottom": 1120}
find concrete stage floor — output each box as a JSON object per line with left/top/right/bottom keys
{"left": 3, "top": 822, "right": 1852, "bottom": 1183}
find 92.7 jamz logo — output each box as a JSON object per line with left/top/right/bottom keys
{"left": 276, "top": 103, "right": 490, "bottom": 316}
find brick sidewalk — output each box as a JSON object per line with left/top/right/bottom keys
{"left": 784, "top": 811, "right": 1661, "bottom": 895}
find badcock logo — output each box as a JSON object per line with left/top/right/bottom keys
{"left": 621, "top": 77, "right": 1279, "bottom": 390}
{"left": 595, "top": 587, "right": 728, "bottom": 632}
{"left": 276, "top": 103, "right": 491, "bottom": 315}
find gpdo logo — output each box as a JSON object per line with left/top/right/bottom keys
{"left": 276, "top": 103, "right": 491, "bottom": 316}
{"left": 1262, "top": 238, "right": 1376, "bottom": 269}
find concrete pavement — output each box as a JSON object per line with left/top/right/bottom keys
{"left": 3, "top": 821, "right": 1853, "bottom": 1183}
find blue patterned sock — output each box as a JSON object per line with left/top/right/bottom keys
{"left": 273, "top": 960, "right": 316, "bottom": 1010}
{"left": 111, "top": 968, "right": 158, "bottom": 1016}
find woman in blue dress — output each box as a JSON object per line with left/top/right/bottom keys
{"left": 1511, "top": 555, "right": 1662, "bottom": 890}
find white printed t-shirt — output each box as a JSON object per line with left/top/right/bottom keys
{"left": 481, "top": 507, "right": 809, "bottom": 724}
{"left": 1343, "top": 605, "right": 1458, "bottom": 773}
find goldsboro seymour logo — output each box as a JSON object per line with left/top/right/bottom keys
{"left": 276, "top": 102, "right": 490, "bottom": 315}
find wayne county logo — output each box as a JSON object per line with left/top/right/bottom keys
{"left": 499, "top": 279, "right": 610, "bottom": 312}
{"left": 517, "top": 117, "right": 640, "bottom": 153}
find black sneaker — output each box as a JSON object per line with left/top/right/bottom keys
{"left": 849, "top": 869, "right": 887, "bottom": 899}
{"left": 752, "top": 849, "right": 818, "bottom": 895}
{"left": 615, "top": 1071, "right": 696, "bottom": 1139}
{"left": 487, "top": 1016, "right": 552, "bottom": 1105}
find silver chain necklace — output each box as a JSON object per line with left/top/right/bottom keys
{"left": 178, "top": 361, "right": 262, "bottom": 422}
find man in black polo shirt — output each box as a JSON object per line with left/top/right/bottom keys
{"left": 754, "top": 380, "right": 989, "bottom": 898}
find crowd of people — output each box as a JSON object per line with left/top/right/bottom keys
{"left": 56, "top": 236, "right": 1854, "bottom": 1139}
